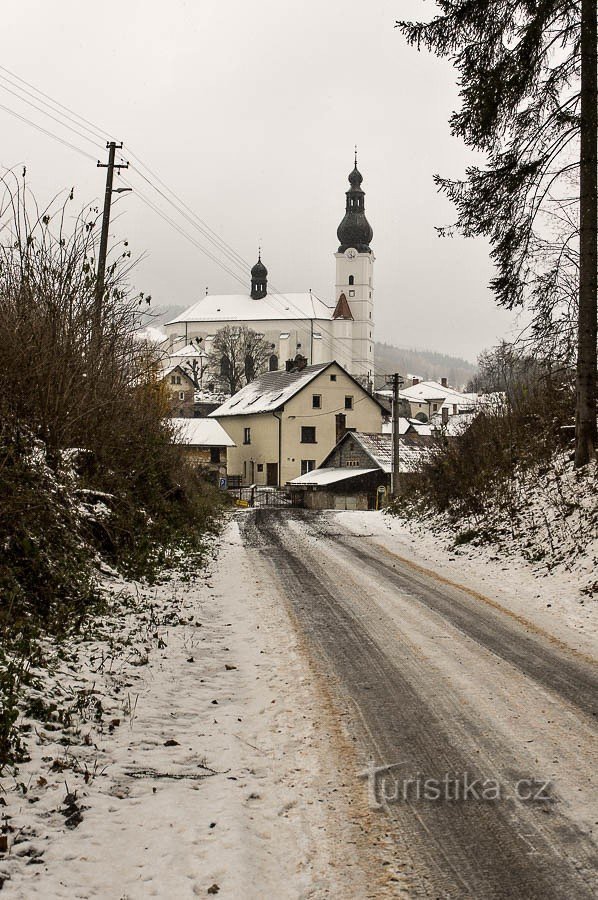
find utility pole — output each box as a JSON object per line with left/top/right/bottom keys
{"left": 387, "top": 372, "right": 403, "bottom": 498}
{"left": 95, "top": 141, "right": 129, "bottom": 330}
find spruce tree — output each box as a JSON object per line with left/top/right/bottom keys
{"left": 397, "top": 0, "right": 597, "bottom": 466}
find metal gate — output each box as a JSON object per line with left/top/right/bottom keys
{"left": 229, "top": 486, "right": 292, "bottom": 508}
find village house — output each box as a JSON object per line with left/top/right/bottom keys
{"left": 210, "top": 361, "right": 387, "bottom": 487}
{"left": 376, "top": 378, "right": 478, "bottom": 423}
{"left": 159, "top": 364, "right": 196, "bottom": 417}
{"left": 169, "top": 418, "right": 235, "bottom": 482}
{"left": 289, "top": 430, "right": 433, "bottom": 509}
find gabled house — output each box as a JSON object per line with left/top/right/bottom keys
{"left": 160, "top": 364, "right": 196, "bottom": 417}
{"left": 210, "top": 361, "right": 387, "bottom": 486}
{"left": 289, "top": 431, "right": 435, "bottom": 509}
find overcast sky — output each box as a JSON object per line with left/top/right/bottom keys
{"left": 2, "top": 0, "right": 522, "bottom": 362}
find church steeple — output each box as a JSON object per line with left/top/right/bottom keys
{"left": 336, "top": 153, "right": 373, "bottom": 253}
{"left": 250, "top": 251, "right": 268, "bottom": 299}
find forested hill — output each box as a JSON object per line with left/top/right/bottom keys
{"left": 374, "top": 342, "right": 477, "bottom": 390}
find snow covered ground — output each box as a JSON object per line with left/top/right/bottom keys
{"left": 336, "top": 508, "right": 597, "bottom": 660}
{"left": 0, "top": 522, "right": 376, "bottom": 899}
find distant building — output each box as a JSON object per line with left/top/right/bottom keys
{"left": 376, "top": 379, "right": 478, "bottom": 424}
{"left": 210, "top": 361, "right": 386, "bottom": 487}
{"left": 169, "top": 418, "right": 235, "bottom": 481}
{"left": 164, "top": 157, "right": 376, "bottom": 388}
{"left": 160, "top": 365, "right": 196, "bottom": 417}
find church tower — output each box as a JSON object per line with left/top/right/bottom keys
{"left": 334, "top": 155, "right": 374, "bottom": 388}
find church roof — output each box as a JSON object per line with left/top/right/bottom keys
{"left": 166, "top": 292, "right": 335, "bottom": 325}
{"left": 332, "top": 292, "right": 353, "bottom": 320}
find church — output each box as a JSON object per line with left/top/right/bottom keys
{"left": 165, "top": 158, "right": 375, "bottom": 388}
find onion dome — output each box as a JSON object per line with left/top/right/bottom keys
{"left": 250, "top": 252, "right": 268, "bottom": 299}
{"left": 337, "top": 160, "right": 373, "bottom": 254}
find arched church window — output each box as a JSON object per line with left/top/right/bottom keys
{"left": 348, "top": 275, "right": 354, "bottom": 285}
{"left": 269, "top": 354, "right": 278, "bottom": 372}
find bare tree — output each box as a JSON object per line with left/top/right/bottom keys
{"left": 207, "top": 326, "right": 271, "bottom": 395}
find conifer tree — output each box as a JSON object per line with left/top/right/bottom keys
{"left": 397, "top": 0, "right": 597, "bottom": 466}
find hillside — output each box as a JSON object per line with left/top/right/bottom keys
{"left": 374, "top": 342, "right": 477, "bottom": 389}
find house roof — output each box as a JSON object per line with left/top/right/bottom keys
{"left": 381, "top": 419, "right": 433, "bottom": 436}
{"left": 323, "top": 431, "right": 433, "bottom": 474}
{"left": 166, "top": 292, "right": 334, "bottom": 325}
{"left": 290, "top": 467, "right": 377, "bottom": 486}
{"left": 160, "top": 364, "right": 193, "bottom": 381}
{"left": 399, "top": 380, "right": 478, "bottom": 407}
{"left": 209, "top": 362, "right": 331, "bottom": 417}
{"left": 209, "top": 361, "right": 387, "bottom": 418}
{"left": 167, "top": 342, "right": 208, "bottom": 360}
{"left": 168, "top": 418, "right": 235, "bottom": 447}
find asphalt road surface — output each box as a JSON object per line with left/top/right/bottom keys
{"left": 240, "top": 509, "right": 598, "bottom": 899}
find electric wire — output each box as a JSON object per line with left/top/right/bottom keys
{"left": 0, "top": 67, "right": 387, "bottom": 380}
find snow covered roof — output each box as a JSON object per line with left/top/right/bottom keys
{"left": 169, "top": 418, "right": 235, "bottom": 447}
{"left": 209, "top": 362, "right": 331, "bottom": 417}
{"left": 380, "top": 417, "right": 417, "bottom": 436}
{"left": 160, "top": 364, "right": 192, "bottom": 381}
{"left": 168, "top": 342, "right": 208, "bottom": 360}
{"left": 166, "top": 292, "right": 335, "bottom": 325}
{"left": 330, "top": 431, "right": 433, "bottom": 474}
{"left": 399, "top": 380, "right": 478, "bottom": 408}
{"left": 289, "top": 467, "right": 377, "bottom": 486}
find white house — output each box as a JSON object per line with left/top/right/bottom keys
{"left": 210, "top": 360, "right": 386, "bottom": 487}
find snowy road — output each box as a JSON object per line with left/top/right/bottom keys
{"left": 241, "top": 509, "right": 598, "bottom": 899}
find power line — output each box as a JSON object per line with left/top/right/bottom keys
{"left": 0, "top": 67, "right": 385, "bottom": 379}
{"left": 0, "top": 101, "right": 97, "bottom": 162}
{"left": 0, "top": 63, "right": 111, "bottom": 143}
{"left": 0, "top": 73, "right": 106, "bottom": 150}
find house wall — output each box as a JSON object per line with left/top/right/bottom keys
{"left": 217, "top": 363, "right": 384, "bottom": 486}
{"left": 163, "top": 370, "right": 196, "bottom": 417}
{"left": 324, "top": 436, "right": 378, "bottom": 472}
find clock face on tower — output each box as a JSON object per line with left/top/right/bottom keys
{"left": 345, "top": 248, "right": 357, "bottom": 260}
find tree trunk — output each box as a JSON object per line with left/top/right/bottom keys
{"left": 575, "top": 0, "right": 598, "bottom": 467}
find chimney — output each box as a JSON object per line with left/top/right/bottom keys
{"left": 295, "top": 354, "right": 307, "bottom": 372}
{"left": 336, "top": 413, "right": 347, "bottom": 445}
{"left": 442, "top": 407, "right": 449, "bottom": 425}
{"left": 441, "top": 377, "right": 448, "bottom": 388}
{"left": 412, "top": 377, "right": 420, "bottom": 386}
{"left": 285, "top": 359, "right": 293, "bottom": 372}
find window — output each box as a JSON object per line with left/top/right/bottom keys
{"left": 210, "top": 447, "right": 220, "bottom": 464}
{"left": 257, "top": 463, "right": 264, "bottom": 472}
{"left": 312, "top": 394, "right": 322, "bottom": 409}
{"left": 301, "top": 426, "right": 316, "bottom": 444}
{"left": 349, "top": 290, "right": 355, "bottom": 297}
{"left": 348, "top": 275, "right": 354, "bottom": 285}
{"left": 170, "top": 376, "right": 176, "bottom": 385}
{"left": 178, "top": 391, "right": 185, "bottom": 401}
{"left": 330, "top": 374, "right": 337, "bottom": 382}
{"left": 432, "top": 403, "right": 438, "bottom": 413}
{"left": 243, "top": 427, "right": 251, "bottom": 445}
{"left": 269, "top": 354, "right": 278, "bottom": 372}
{"left": 344, "top": 396, "right": 354, "bottom": 410}
{"left": 301, "top": 459, "right": 316, "bottom": 475}
{"left": 176, "top": 376, "right": 182, "bottom": 385}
